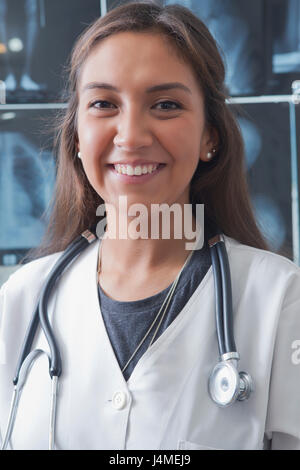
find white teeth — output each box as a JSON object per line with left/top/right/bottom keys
{"left": 114, "top": 163, "right": 159, "bottom": 175}
{"left": 126, "top": 165, "right": 134, "bottom": 176}
{"left": 134, "top": 166, "right": 142, "bottom": 176}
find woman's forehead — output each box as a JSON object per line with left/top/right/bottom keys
{"left": 78, "top": 31, "right": 200, "bottom": 94}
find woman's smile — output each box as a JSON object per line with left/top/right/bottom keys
{"left": 107, "top": 162, "right": 166, "bottom": 185}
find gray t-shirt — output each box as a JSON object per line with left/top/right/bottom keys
{"left": 97, "top": 241, "right": 212, "bottom": 381}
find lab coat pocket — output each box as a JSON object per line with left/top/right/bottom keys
{"left": 177, "top": 440, "right": 222, "bottom": 450}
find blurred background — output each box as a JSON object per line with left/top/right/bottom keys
{"left": 1, "top": 0, "right": 300, "bottom": 286}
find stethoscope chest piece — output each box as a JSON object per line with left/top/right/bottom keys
{"left": 208, "top": 360, "right": 253, "bottom": 407}
{"left": 209, "top": 360, "right": 240, "bottom": 407}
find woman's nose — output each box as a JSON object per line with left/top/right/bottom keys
{"left": 113, "top": 110, "right": 153, "bottom": 151}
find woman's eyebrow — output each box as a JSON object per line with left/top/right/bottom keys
{"left": 81, "top": 81, "right": 192, "bottom": 94}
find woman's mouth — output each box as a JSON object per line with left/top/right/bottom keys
{"left": 107, "top": 163, "right": 166, "bottom": 184}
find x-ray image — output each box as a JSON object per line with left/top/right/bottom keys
{"left": 0, "top": 110, "right": 56, "bottom": 265}
{"left": 266, "top": 0, "right": 300, "bottom": 93}
{"left": 0, "top": 0, "right": 101, "bottom": 103}
{"left": 0, "top": 0, "right": 41, "bottom": 94}
{"left": 230, "top": 102, "right": 293, "bottom": 260}
{"left": 272, "top": 0, "right": 300, "bottom": 74}
{"left": 163, "top": 0, "right": 265, "bottom": 96}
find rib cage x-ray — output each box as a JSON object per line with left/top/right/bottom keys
{"left": 230, "top": 103, "right": 293, "bottom": 259}
{"left": 0, "top": 113, "right": 56, "bottom": 262}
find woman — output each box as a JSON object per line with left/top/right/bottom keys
{"left": 1, "top": 1, "right": 300, "bottom": 450}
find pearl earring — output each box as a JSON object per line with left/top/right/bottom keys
{"left": 77, "top": 152, "right": 81, "bottom": 159}
{"left": 206, "top": 148, "right": 216, "bottom": 160}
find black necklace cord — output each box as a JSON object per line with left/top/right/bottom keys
{"left": 216, "top": 240, "right": 237, "bottom": 354}
{"left": 13, "top": 228, "right": 98, "bottom": 385}
{"left": 208, "top": 236, "right": 226, "bottom": 357}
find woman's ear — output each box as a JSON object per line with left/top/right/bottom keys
{"left": 199, "top": 126, "right": 219, "bottom": 162}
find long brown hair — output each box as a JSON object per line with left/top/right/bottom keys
{"left": 26, "top": 0, "right": 269, "bottom": 261}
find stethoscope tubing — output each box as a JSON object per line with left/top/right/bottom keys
{"left": 209, "top": 244, "right": 225, "bottom": 356}
{"left": 2, "top": 349, "right": 51, "bottom": 450}
{"left": 209, "top": 239, "right": 237, "bottom": 356}
{"left": 13, "top": 234, "right": 94, "bottom": 385}
{"left": 215, "top": 241, "right": 236, "bottom": 354}
{"left": 39, "top": 237, "right": 92, "bottom": 378}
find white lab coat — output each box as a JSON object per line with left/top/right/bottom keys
{"left": 0, "top": 235, "right": 300, "bottom": 450}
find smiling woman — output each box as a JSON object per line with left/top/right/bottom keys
{"left": 1, "top": 0, "right": 300, "bottom": 451}
{"left": 36, "top": 0, "right": 268, "bottom": 257}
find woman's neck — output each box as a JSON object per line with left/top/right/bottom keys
{"left": 99, "top": 204, "right": 202, "bottom": 276}
{"left": 98, "top": 237, "right": 195, "bottom": 301}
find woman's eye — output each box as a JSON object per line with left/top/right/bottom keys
{"left": 154, "top": 101, "right": 181, "bottom": 111}
{"left": 90, "top": 100, "right": 116, "bottom": 109}
{"left": 89, "top": 100, "right": 181, "bottom": 111}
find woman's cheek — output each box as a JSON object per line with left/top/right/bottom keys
{"left": 164, "top": 119, "right": 200, "bottom": 162}
{"left": 78, "top": 117, "right": 104, "bottom": 153}
{"left": 83, "top": 145, "right": 105, "bottom": 187}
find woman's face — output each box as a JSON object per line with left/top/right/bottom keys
{"left": 77, "top": 31, "right": 213, "bottom": 210}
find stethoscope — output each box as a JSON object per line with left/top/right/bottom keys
{"left": 1, "top": 221, "right": 253, "bottom": 450}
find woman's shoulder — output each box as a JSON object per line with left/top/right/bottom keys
{"left": 225, "top": 234, "right": 300, "bottom": 274}
{"left": 224, "top": 235, "right": 300, "bottom": 307}
{"left": 1, "top": 237, "right": 100, "bottom": 299}
{"left": 0, "top": 251, "right": 63, "bottom": 297}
